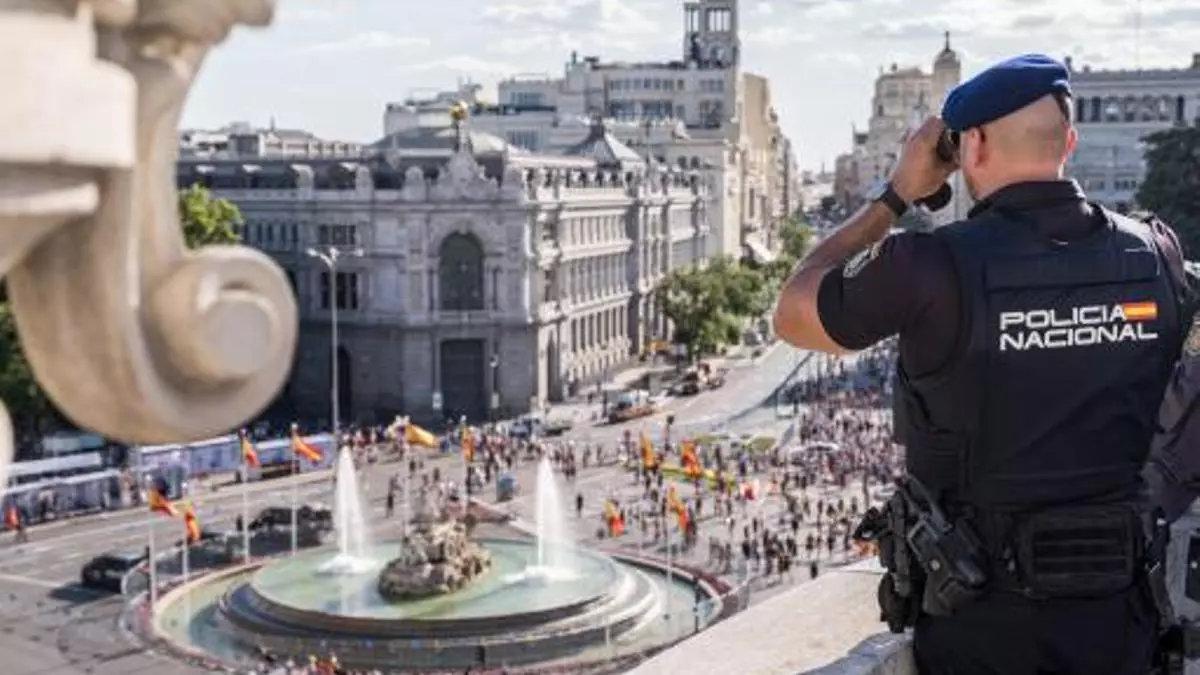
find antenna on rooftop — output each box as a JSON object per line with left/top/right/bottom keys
{"left": 1134, "top": 0, "right": 1142, "bottom": 71}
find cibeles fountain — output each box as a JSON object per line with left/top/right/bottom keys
{"left": 152, "top": 454, "right": 721, "bottom": 671}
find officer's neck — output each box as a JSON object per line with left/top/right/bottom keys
{"left": 972, "top": 165, "right": 1065, "bottom": 202}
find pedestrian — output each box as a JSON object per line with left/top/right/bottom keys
{"left": 575, "top": 492, "right": 584, "bottom": 518}
{"left": 809, "top": 560, "right": 818, "bottom": 580}
{"left": 386, "top": 489, "right": 395, "bottom": 518}
{"left": 774, "top": 53, "right": 1180, "bottom": 674}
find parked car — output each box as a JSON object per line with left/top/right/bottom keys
{"left": 607, "top": 390, "right": 658, "bottom": 423}
{"left": 81, "top": 550, "right": 145, "bottom": 592}
{"left": 249, "top": 504, "right": 332, "bottom": 532}
{"left": 510, "top": 414, "right": 574, "bottom": 439}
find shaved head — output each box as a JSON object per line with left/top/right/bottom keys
{"left": 986, "top": 94, "right": 1072, "bottom": 164}
{"left": 959, "top": 93, "right": 1078, "bottom": 200}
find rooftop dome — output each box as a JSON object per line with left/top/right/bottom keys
{"left": 561, "top": 117, "right": 645, "bottom": 169}
{"left": 935, "top": 31, "right": 960, "bottom": 68}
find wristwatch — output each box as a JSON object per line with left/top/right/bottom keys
{"left": 865, "top": 180, "right": 908, "bottom": 218}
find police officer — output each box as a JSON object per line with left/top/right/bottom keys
{"left": 775, "top": 54, "right": 1189, "bottom": 674}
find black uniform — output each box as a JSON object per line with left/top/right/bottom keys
{"left": 820, "top": 180, "right": 1187, "bottom": 674}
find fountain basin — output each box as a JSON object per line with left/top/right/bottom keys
{"left": 153, "top": 538, "right": 719, "bottom": 672}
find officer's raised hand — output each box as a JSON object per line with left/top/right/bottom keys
{"left": 772, "top": 117, "right": 951, "bottom": 353}
{"left": 889, "top": 116, "right": 958, "bottom": 206}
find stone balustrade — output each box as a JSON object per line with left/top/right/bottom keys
{"left": 628, "top": 560, "right": 916, "bottom": 675}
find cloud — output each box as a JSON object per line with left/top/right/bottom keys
{"left": 756, "top": 2, "right": 775, "bottom": 15}
{"left": 400, "top": 55, "right": 524, "bottom": 77}
{"left": 745, "top": 26, "right": 815, "bottom": 47}
{"left": 1008, "top": 13, "right": 1053, "bottom": 30}
{"left": 306, "top": 31, "right": 431, "bottom": 53}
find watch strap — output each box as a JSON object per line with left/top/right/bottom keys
{"left": 876, "top": 183, "right": 908, "bottom": 217}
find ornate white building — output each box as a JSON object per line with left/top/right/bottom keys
{"left": 177, "top": 121, "right": 709, "bottom": 426}
{"left": 404, "top": 0, "right": 797, "bottom": 262}
{"left": 1065, "top": 54, "right": 1200, "bottom": 210}
{"left": 835, "top": 35, "right": 968, "bottom": 225}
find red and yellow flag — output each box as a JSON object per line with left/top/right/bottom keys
{"left": 1121, "top": 301, "right": 1158, "bottom": 322}
{"left": 291, "top": 425, "right": 324, "bottom": 463}
{"left": 604, "top": 500, "right": 625, "bottom": 537}
{"left": 667, "top": 485, "right": 689, "bottom": 531}
{"left": 183, "top": 503, "right": 201, "bottom": 544}
{"left": 4, "top": 504, "right": 19, "bottom": 530}
{"left": 639, "top": 433, "right": 658, "bottom": 470}
{"left": 405, "top": 422, "right": 438, "bottom": 449}
{"left": 240, "top": 431, "right": 261, "bottom": 468}
{"left": 462, "top": 427, "right": 476, "bottom": 463}
{"left": 148, "top": 487, "right": 178, "bottom": 518}
{"left": 681, "top": 440, "right": 701, "bottom": 479}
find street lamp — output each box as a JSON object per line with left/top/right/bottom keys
{"left": 306, "top": 245, "right": 364, "bottom": 441}
{"left": 489, "top": 354, "right": 500, "bottom": 422}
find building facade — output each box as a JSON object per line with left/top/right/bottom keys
{"left": 425, "top": 0, "right": 797, "bottom": 261}
{"left": 834, "top": 35, "right": 968, "bottom": 225}
{"left": 177, "top": 122, "right": 709, "bottom": 427}
{"left": 1065, "top": 54, "right": 1200, "bottom": 210}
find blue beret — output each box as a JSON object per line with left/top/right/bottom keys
{"left": 941, "top": 53, "right": 1071, "bottom": 131}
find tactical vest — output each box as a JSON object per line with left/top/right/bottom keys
{"left": 895, "top": 206, "right": 1182, "bottom": 512}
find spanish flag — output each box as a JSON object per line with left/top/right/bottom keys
{"left": 4, "top": 504, "right": 19, "bottom": 531}
{"left": 681, "top": 440, "right": 701, "bottom": 480}
{"left": 183, "top": 503, "right": 201, "bottom": 544}
{"left": 1121, "top": 301, "right": 1158, "bottom": 322}
{"left": 148, "top": 486, "right": 178, "bottom": 518}
{"left": 462, "top": 427, "right": 476, "bottom": 463}
{"left": 291, "top": 424, "right": 323, "bottom": 463}
{"left": 604, "top": 500, "right": 625, "bottom": 537}
{"left": 405, "top": 422, "right": 438, "bottom": 449}
{"left": 240, "top": 431, "right": 261, "bottom": 468}
{"left": 667, "top": 485, "right": 689, "bottom": 531}
{"left": 639, "top": 433, "right": 658, "bottom": 470}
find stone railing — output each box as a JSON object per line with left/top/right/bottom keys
{"left": 0, "top": 0, "right": 297, "bottom": 483}
{"left": 628, "top": 560, "right": 915, "bottom": 675}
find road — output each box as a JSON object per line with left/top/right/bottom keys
{"left": 0, "top": 341, "right": 867, "bottom": 675}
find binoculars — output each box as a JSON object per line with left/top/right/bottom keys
{"left": 912, "top": 129, "right": 958, "bottom": 212}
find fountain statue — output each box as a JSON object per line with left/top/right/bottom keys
{"left": 377, "top": 508, "right": 491, "bottom": 600}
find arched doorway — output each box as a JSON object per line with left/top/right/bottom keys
{"left": 440, "top": 339, "right": 485, "bottom": 424}
{"left": 439, "top": 233, "right": 485, "bottom": 311}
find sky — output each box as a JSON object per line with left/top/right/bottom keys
{"left": 183, "top": 0, "right": 1200, "bottom": 172}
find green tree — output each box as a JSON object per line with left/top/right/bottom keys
{"left": 656, "top": 265, "right": 743, "bottom": 362}
{"left": 1137, "top": 127, "right": 1200, "bottom": 256}
{"left": 178, "top": 183, "right": 243, "bottom": 249}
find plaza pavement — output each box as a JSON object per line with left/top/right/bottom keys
{"left": 0, "top": 341, "right": 888, "bottom": 674}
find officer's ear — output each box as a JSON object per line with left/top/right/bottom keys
{"left": 1063, "top": 126, "right": 1078, "bottom": 162}
{"left": 962, "top": 127, "right": 986, "bottom": 171}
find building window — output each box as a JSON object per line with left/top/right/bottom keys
{"left": 706, "top": 7, "right": 731, "bottom": 31}
{"left": 318, "top": 224, "right": 357, "bottom": 246}
{"left": 506, "top": 130, "right": 539, "bottom": 151}
{"left": 1075, "top": 96, "right": 1086, "bottom": 123}
{"left": 685, "top": 6, "right": 700, "bottom": 32}
{"left": 1090, "top": 97, "right": 1102, "bottom": 122}
{"left": 439, "top": 233, "right": 485, "bottom": 311}
{"left": 319, "top": 271, "right": 360, "bottom": 310}
{"left": 511, "top": 91, "right": 544, "bottom": 107}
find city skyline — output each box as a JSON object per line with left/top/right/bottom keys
{"left": 183, "top": 0, "right": 1200, "bottom": 173}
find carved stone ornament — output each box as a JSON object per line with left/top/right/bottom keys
{"left": 0, "top": 0, "right": 296, "bottom": 484}
{"left": 431, "top": 149, "right": 498, "bottom": 202}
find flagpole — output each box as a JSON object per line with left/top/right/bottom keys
{"left": 182, "top": 523, "right": 190, "bottom": 586}
{"left": 241, "top": 449, "right": 250, "bottom": 565}
{"left": 148, "top": 518, "right": 157, "bottom": 610}
{"left": 665, "top": 512, "right": 673, "bottom": 621}
{"left": 291, "top": 438, "right": 298, "bottom": 556}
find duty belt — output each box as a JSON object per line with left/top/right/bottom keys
{"left": 974, "top": 503, "right": 1146, "bottom": 600}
